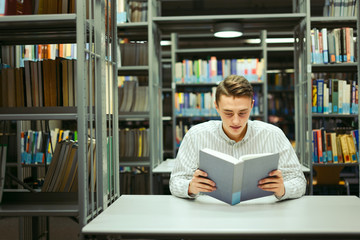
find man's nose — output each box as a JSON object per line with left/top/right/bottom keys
{"left": 232, "top": 114, "right": 240, "bottom": 125}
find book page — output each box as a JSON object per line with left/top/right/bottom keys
{"left": 201, "top": 148, "right": 241, "bottom": 164}
{"left": 240, "top": 153, "right": 273, "bottom": 161}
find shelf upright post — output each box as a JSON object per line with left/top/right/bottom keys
{"left": 260, "top": 30, "right": 268, "bottom": 122}
{"left": 171, "top": 33, "right": 178, "bottom": 158}
{"left": 110, "top": 0, "right": 120, "bottom": 201}
{"left": 76, "top": 0, "right": 88, "bottom": 228}
{"left": 357, "top": 0, "right": 360, "bottom": 197}
{"left": 94, "top": 0, "right": 107, "bottom": 213}
{"left": 149, "top": 0, "right": 163, "bottom": 193}
{"left": 305, "top": 0, "right": 314, "bottom": 195}
{"left": 294, "top": 0, "right": 310, "bottom": 193}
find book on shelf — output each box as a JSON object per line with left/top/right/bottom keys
{"left": 0, "top": 57, "right": 78, "bottom": 108}
{"left": 119, "top": 41, "right": 148, "bottom": 66}
{"left": 175, "top": 87, "right": 219, "bottom": 117}
{"left": 311, "top": 27, "right": 356, "bottom": 64}
{"left": 118, "top": 78, "right": 149, "bottom": 113}
{"left": 199, "top": 148, "right": 279, "bottom": 205}
{"left": 20, "top": 128, "right": 77, "bottom": 165}
{"left": 312, "top": 129, "right": 358, "bottom": 164}
{"left": 119, "top": 128, "right": 149, "bottom": 158}
{"left": 175, "top": 58, "right": 264, "bottom": 84}
{"left": 323, "top": 0, "right": 358, "bottom": 17}
{"left": 312, "top": 77, "right": 358, "bottom": 115}
{"left": 0, "top": 0, "right": 76, "bottom": 15}
{"left": 117, "top": 0, "right": 127, "bottom": 23}
{"left": 41, "top": 140, "right": 79, "bottom": 192}
{"left": 125, "top": 1, "right": 148, "bottom": 23}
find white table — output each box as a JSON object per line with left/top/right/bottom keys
{"left": 82, "top": 195, "right": 360, "bottom": 239}
{"left": 152, "top": 158, "right": 175, "bottom": 173}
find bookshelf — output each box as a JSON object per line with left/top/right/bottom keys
{"left": 151, "top": 1, "right": 307, "bottom": 168}
{"left": 168, "top": 31, "right": 269, "bottom": 154}
{"left": 0, "top": 0, "right": 119, "bottom": 238}
{"left": 267, "top": 46, "right": 296, "bottom": 142}
{"left": 294, "top": 0, "right": 360, "bottom": 195}
{"left": 117, "top": 0, "right": 162, "bottom": 194}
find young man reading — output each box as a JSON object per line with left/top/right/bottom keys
{"left": 170, "top": 75, "right": 306, "bottom": 200}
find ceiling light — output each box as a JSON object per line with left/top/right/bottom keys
{"left": 245, "top": 38, "right": 295, "bottom": 44}
{"left": 214, "top": 22, "right": 243, "bottom": 38}
{"left": 160, "top": 40, "right": 171, "bottom": 46}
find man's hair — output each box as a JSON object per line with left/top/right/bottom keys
{"left": 215, "top": 75, "right": 254, "bottom": 105}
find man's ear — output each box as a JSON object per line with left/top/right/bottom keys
{"left": 251, "top": 99, "right": 254, "bottom": 108}
{"left": 214, "top": 100, "right": 220, "bottom": 113}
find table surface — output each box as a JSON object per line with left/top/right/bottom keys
{"left": 82, "top": 194, "right": 360, "bottom": 239}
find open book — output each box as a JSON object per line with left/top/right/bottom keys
{"left": 199, "top": 148, "right": 279, "bottom": 205}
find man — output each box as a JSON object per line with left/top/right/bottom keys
{"left": 170, "top": 75, "right": 306, "bottom": 200}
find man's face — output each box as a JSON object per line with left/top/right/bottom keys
{"left": 215, "top": 95, "right": 254, "bottom": 142}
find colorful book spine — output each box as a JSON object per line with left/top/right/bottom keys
{"left": 316, "top": 79, "right": 324, "bottom": 113}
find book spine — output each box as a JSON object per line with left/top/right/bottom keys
{"left": 317, "top": 79, "right": 324, "bottom": 113}
{"left": 321, "top": 28, "right": 329, "bottom": 63}
{"left": 312, "top": 80, "right": 318, "bottom": 113}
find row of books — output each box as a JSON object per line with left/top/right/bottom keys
{"left": 117, "top": 0, "right": 148, "bottom": 23}
{"left": 118, "top": 80, "right": 149, "bottom": 112}
{"left": 118, "top": 41, "right": 148, "bottom": 67}
{"left": 323, "top": 0, "right": 358, "bottom": 17}
{"left": 312, "top": 78, "right": 358, "bottom": 114}
{"left": 0, "top": 58, "right": 77, "bottom": 108}
{"left": 41, "top": 140, "right": 79, "bottom": 192}
{"left": 1, "top": 44, "right": 77, "bottom": 68}
{"left": 175, "top": 89, "right": 263, "bottom": 117}
{"left": 0, "top": 0, "right": 76, "bottom": 15}
{"left": 174, "top": 58, "right": 264, "bottom": 84}
{"left": 175, "top": 89, "right": 217, "bottom": 117}
{"left": 268, "top": 72, "right": 294, "bottom": 90}
{"left": 175, "top": 120, "right": 191, "bottom": 148}
{"left": 20, "top": 129, "right": 77, "bottom": 165}
{"left": 310, "top": 27, "right": 356, "bottom": 64}
{"left": 119, "top": 128, "right": 149, "bottom": 158}
{"left": 120, "top": 171, "right": 149, "bottom": 194}
{"left": 268, "top": 93, "right": 294, "bottom": 116}
{"left": 312, "top": 128, "right": 359, "bottom": 164}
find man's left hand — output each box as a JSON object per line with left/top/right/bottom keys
{"left": 257, "top": 169, "right": 285, "bottom": 198}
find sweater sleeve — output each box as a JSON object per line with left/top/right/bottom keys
{"left": 169, "top": 130, "right": 199, "bottom": 198}
{"left": 276, "top": 131, "right": 307, "bottom": 200}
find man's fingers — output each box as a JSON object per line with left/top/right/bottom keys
{"left": 194, "top": 169, "right": 208, "bottom": 177}
{"left": 194, "top": 182, "right": 216, "bottom": 192}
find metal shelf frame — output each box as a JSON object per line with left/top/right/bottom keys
{"left": 0, "top": 1, "right": 120, "bottom": 238}
{"left": 294, "top": 0, "right": 360, "bottom": 196}
{"left": 117, "top": 0, "right": 163, "bottom": 194}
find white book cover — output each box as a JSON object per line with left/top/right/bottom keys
{"left": 199, "top": 148, "right": 279, "bottom": 205}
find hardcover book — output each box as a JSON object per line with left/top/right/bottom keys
{"left": 199, "top": 148, "right": 279, "bottom": 205}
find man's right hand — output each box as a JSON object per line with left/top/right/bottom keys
{"left": 188, "top": 169, "right": 216, "bottom": 195}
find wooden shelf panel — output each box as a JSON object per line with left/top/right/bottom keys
{"left": 312, "top": 113, "right": 358, "bottom": 118}
{"left": 311, "top": 63, "right": 358, "bottom": 72}
{"left": 118, "top": 66, "right": 149, "bottom": 76}
{"left": 0, "top": 107, "right": 77, "bottom": 120}
{"left": 119, "top": 112, "right": 150, "bottom": 120}
{"left": 310, "top": 16, "right": 358, "bottom": 28}
{"left": 117, "top": 22, "right": 149, "bottom": 39}
{"left": 0, "top": 14, "right": 77, "bottom": 44}
{"left": 0, "top": 192, "right": 78, "bottom": 217}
